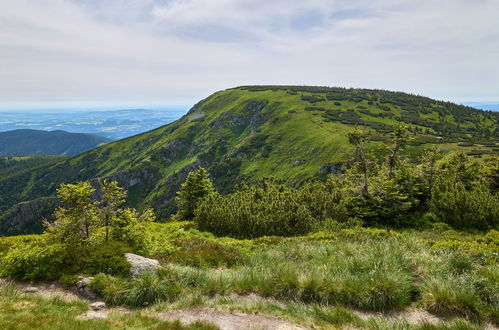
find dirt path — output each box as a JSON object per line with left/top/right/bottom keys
{"left": 155, "top": 308, "right": 308, "bottom": 330}
{"left": 2, "top": 279, "right": 497, "bottom": 329}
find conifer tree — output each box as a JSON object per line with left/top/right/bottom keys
{"left": 387, "top": 122, "right": 410, "bottom": 178}
{"left": 100, "top": 180, "right": 126, "bottom": 241}
{"left": 45, "top": 181, "right": 98, "bottom": 244}
{"left": 347, "top": 128, "right": 370, "bottom": 196}
{"left": 174, "top": 167, "right": 214, "bottom": 221}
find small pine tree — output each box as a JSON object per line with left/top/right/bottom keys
{"left": 100, "top": 180, "right": 126, "bottom": 241}
{"left": 387, "top": 122, "right": 410, "bottom": 178}
{"left": 347, "top": 128, "right": 370, "bottom": 196}
{"left": 174, "top": 167, "right": 214, "bottom": 221}
{"left": 44, "top": 181, "right": 98, "bottom": 244}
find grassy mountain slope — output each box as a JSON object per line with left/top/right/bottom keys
{"left": 0, "top": 155, "right": 67, "bottom": 177}
{"left": 0, "top": 129, "right": 111, "bottom": 156}
{"left": 1, "top": 86, "right": 498, "bottom": 231}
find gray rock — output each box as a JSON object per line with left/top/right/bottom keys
{"left": 125, "top": 253, "right": 161, "bottom": 276}
{"left": 76, "top": 277, "right": 97, "bottom": 300}
{"left": 294, "top": 160, "right": 304, "bottom": 165}
{"left": 90, "top": 301, "right": 106, "bottom": 311}
{"left": 23, "top": 286, "right": 39, "bottom": 293}
{"left": 76, "top": 310, "right": 109, "bottom": 320}
{"left": 319, "top": 162, "right": 344, "bottom": 175}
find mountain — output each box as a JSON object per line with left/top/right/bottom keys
{"left": 0, "top": 129, "right": 111, "bottom": 156}
{"left": 1, "top": 86, "right": 498, "bottom": 235}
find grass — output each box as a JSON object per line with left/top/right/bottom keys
{"left": 85, "top": 225, "right": 498, "bottom": 327}
{"left": 1, "top": 225, "right": 497, "bottom": 329}
{"left": 0, "top": 284, "right": 218, "bottom": 330}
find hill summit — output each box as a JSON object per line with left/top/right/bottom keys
{"left": 0, "top": 86, "right": 498, "bottom": 235}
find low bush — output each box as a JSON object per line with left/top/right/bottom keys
{"left": 196, "top": 183, "right": 316, "bottom": 238}
{"left": 0, "top": 239, "right": 130, "bottom": 280}
{"left": 0, "top": 242, "right": 67, "bottom": 280}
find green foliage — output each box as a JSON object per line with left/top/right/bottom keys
{"left": 45, "top": 180, "right": 155, "bottom": 253}
{"left": 100, "top": 179, "right": 126, "bottom": 241}
{"left": 0, "top": 242, "right": 67, "bottom": 280}
{"left": 109, "top": 208, "right": 155, "bottom": 255}
{"left": 167, "top": 236, "right": 245, "bottom": 268}
{"left": 0, "top": 238, "right": 130, "bottom": 280}
{"left": 195, "top": 181, "right": 316, "bottom": 238}
{"left": 44, "top": 181, "right": 98, "bottom": 244}
{"left": 2, "top": 86, "right": 497, "bottom": 228}
{"left": 174, "top": 167, "right": 214, "bottom": 221}
{"left": 0, "top": 180, "right": 157, "bottom": 280}
{"left": 90, "top": 271, "right": 181, "bottom": 307}
{"left": 69, "top": 241, "right": 131, "bottom": 276}
{"left": 429, "top": 153, "right": 499, "bottom": 230}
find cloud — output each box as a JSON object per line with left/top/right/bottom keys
{"left": 0, "top": 0, "right": 498, "bottom": 109}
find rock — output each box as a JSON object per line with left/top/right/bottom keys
{"left": 76, "top": 310, "right": 109, "bottom": 321}
{"left": 294, "top": 160, "right": 304, "bottom": 165}
{"left": 125, "top": 253, "right": 161, "bottom": 276}
{"left": 23, "top": 286, "right": 39, "bottom": 293}
{"left": 319, "top": 162, "right": 344, "bottom": 175}
{"left": 90, "top": 301, "right": 106, "bottom": 311}
{"left": 76, "top": 277, "right": 97, "bottom": 300}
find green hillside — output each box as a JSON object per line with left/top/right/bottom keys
{"left": 0, "top": 129, "right": 111, "bottom": 156}
{"left": 0, "top": 155, "right": 67, "bottom": 177}
{"left": 1, "top": 86, "right": 498, "bottom": 232}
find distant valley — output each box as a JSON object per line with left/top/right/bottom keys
{"left": 0, "top": 108, "right": 187, "bottom": 140}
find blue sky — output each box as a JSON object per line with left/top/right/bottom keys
{"left": 0, "top": 0, "right": 498, "bottom": 110}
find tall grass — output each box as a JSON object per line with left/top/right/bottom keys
{"left": 91, "top": 229, "right": 498, "bottom": 325}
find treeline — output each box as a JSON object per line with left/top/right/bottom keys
{"left": 174, "top": 125, "right": 499, "bottom": 238}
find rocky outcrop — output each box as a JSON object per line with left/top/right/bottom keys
{"left": 125, "top": 253, "right": 161, "bottom": 276}
{"left": 319, "top": 162, "right": 344, "bottom": 175}
{"left": 0, "top": 197, "right": 59, "bottom": 236}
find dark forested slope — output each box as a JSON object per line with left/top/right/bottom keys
{"left": 0, "top": 129, "right": 111, "bottom": 156}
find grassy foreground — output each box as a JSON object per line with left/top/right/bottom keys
{"left": 1, "top": 223, "right": 497, "bottom": 329}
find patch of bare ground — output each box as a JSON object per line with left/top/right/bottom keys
{"left": 0, "top": 278, "right": 80, "bottom": 302}
{"left": 154, "top": 308, "right": 308, "bottom": 330}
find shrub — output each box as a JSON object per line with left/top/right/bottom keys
{"left": 167, "top": 236, "right": 244, "bottom": 268}
{"left": 1, "top": 242, "right": 67, "bottom": 280}
{"left": 195, "top": 183, "right": 316, "bottom": 238}
{"left": 429, "top": 176, "right": 499, "bottom": 230}
{"left": 73, "top": 241, "right": 131, "bottom": 276}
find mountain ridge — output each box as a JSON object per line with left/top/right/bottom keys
{"left": 0, "top": 129, "right": 111, "bottom": 156}
{"left": 1, "top": 86, "right": 498, "bottom": 235}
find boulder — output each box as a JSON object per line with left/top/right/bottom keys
{"left": 23, "top": 286, "right": 39, "bottom": 293}
{"left": 76, "top": 277, "right": 97, "bottom": 300}
{"left": 90, "top": 301, "right": 106, "bottom": 311}
{"left": 125, "top": 253, "right": 161, "bottom": 276}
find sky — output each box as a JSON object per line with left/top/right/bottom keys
{"left": 1, "top": 0, "right": 498, "bottom": 110}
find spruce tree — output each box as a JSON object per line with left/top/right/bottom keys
{"left": 174, "top": 167, "right": 214, "bottom": 221}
